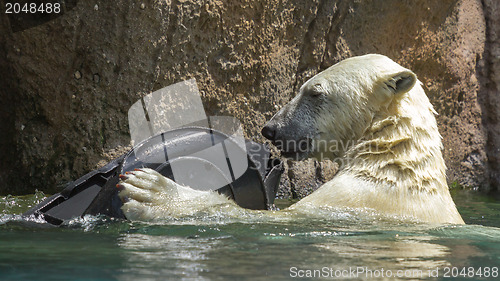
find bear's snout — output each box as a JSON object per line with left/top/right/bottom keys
{"left": 262, "top": 122, "right": 312, "bottom": 160}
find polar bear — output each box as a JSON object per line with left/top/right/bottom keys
{"left": 117, "top": 54, "right": 464, "bottom": 224}
{"left": 261, "top": 54, "right": 464, "bottom": 224}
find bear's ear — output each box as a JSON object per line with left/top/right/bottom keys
{"left": 384, "top": 70, "right": 417, "bottom": 96}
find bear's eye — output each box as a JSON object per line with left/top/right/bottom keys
{"left": 310, "top": 90, "right": 322, "bottom": 97}
{"left": 310, "top": 85, "right": 324, "bottom": 97}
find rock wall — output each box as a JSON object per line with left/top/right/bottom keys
{"left": 481, "top": 0, "right": 500, "bottom": 192}
{"left": 0, "top": 0, "right": 499, "bottom": 195}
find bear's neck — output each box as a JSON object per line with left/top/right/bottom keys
{"left": 342, "top": 96, "right": 447, "bottom": 194}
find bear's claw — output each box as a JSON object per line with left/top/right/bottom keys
{"left": 118, "top": 182, "right": 158, "bottom": 203}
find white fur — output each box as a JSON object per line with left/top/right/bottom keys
{"left": 289, "top": 55, "right": 464, "bottom": 224}
{"left": 118, "top": 168, "right": 239, "bottom": 221}
{"left": 118, "top": 54, "right": 464, "bottom": 224}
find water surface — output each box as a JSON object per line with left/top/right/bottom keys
{"left": 1, "top": 190, "right": 499, "bottom": 280}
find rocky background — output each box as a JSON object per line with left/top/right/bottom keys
{"left": 1, "top": 0, "right": 499, "bottom": 196}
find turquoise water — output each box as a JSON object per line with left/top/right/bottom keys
{"left": 1, "top": 190, "right": 500, "bottom": 281}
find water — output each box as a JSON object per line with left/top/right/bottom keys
{"left": 1, "top": 190, "right": 500, "bottom": 281}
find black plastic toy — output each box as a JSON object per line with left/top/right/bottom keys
{"left": 24, "top": 127, "right": 283, "bottom": 225}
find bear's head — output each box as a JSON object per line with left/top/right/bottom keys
{"left": 262, "top": 54, "right": 418, "bottom": 161}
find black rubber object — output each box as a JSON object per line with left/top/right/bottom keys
{"left": 23, "top": 127, "right": 284, "bottom": 225}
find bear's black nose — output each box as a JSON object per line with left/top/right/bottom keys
{"left": 261, "top": 124, "right": 276, "bottom": 141}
